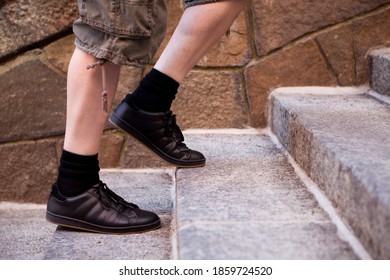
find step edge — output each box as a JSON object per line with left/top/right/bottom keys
{"left": 268, "top": 93, "right": 390, "bottom": 258}
{"left": 270, "top": 86, "right": 368, "bottom": 96}
{"left": 368, "top": 89, "right": 390, "bottom": 106}
{"left": 266, "top": 129, "right": 372, "bottom": 260}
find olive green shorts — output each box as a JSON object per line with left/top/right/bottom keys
{"left": 74, "top": 0, "right": 221, "bottom": 67}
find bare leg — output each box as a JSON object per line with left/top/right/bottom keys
{"left": 109, "top": 1, "right": 249, "bottom": 167}
{"left": 64, "top": 48, "right": 120, "bottom": 155}
{"left": 47, "top": 6, "right": 162, "bottom": 235}
{"left": 155, "top": 0, "right": 249, "bottom": 83}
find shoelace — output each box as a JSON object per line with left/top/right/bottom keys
{"left": 86, "top": 60, "right": 109, "bottom": 113}
{"left": 165, "top": 112, "right": 188, "bottom": 149}
{"left": 97, "top": 182, "right": 139, "bottom": 212}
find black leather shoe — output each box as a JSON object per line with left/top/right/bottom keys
{"left": 46, "top": 182, "right": 161, "bottom": 233}
{"left": 109, "top": 101, "right": 206, "bottom": 167}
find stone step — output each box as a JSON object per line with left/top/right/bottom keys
{"left": 0, "top": 202, "right": 56, "bottom": 259}
{"left": 175, "top": 130, "right": 361, "bottom": 259}
{"left": 369, "top": 48, "right": 390, "bottom": 97}
{"left": 270, "top": 87, "right": 390, "bottom": 259}
{"left": 0, "top": 169, "right": 177, "bottom": 260}
{"left": 1, "top": 131, "right": 367, "bottom": 260}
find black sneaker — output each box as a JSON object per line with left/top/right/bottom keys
{"left": 109, "top": 101, "right": 206, "bottom": 167}
{"left": 46, "top": 182, "right": 161, "bottom": 233}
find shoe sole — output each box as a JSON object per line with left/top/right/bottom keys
{"left": 46, "top": 211, "right": 161, "bottom": 234}
{"left": 109, "top": 113, "right": 206, "bottom": 168}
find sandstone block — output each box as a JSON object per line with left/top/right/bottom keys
{"left": 315, "top": 25, "right": 356, "bottom": 86}
{"left": 352, "top": 7, "right": 390, "bottom": 84}
{"left": 172, "top": 70, "right": 249, "bottom": 129}
{"left": 0, "top": 11, "right": 20, "bottom": 59}
{"left": 316, "top": 7, "right": 390, "bottom": 86}
{"left": 99, "top": 132, "right": 126, "bottom": 168}
{"left": 245, "top": 40, "right": 336, "bottom": 127}
{"left": 44, "top": 35, "right": 76, "bottom": 74}
{"left": 252, "top": 0, "right": 390, "bottom": 56}
{"left": 0, "top": 55, "right": 67, "bottom": 142}
{"left": 0, "top": 140, "right": 58, "bottom": 203}
{"left": 0, "top": 0, "right": 77, "bottom": 59}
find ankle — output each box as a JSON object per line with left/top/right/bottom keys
{"left": 123, "top": 68, "right": 179, "bottom": 112}
{"left": 56, "top": 150, "right": 100, "bottom": 197}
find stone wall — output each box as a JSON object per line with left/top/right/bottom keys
{"left": 1, "top": 0, "right": 390, "bottom": 202}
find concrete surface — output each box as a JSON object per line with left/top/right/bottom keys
{"left": 176, "top": 132, "right": 357, "bottom": 259}
{"left": 270, "top": 88, "right": 390, "bottom": 259}
{"left": 0, "top": 203, "right": 56, "bottom": 259}
{"left": 1, "top": 131, "right": 367, "bottom": 260}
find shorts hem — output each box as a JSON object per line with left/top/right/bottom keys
{"left": 75, "top": 37, "right": 149, "bottom": 68}
{"left": 184, "top": 0, "right": 220, "bottom": 9}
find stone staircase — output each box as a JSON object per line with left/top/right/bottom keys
{"left": 1, "top": 48, "right": 389, "bottom": 260}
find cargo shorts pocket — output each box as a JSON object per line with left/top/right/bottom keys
{"left": 79, "top": 0, "right": 155, "bottom": 38}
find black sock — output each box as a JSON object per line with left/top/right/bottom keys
{"left": 56, "top": 150, "right": 100, "bottom": 197}
{"left": 123, "top": 68, "right": 179, "bottom": 112}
